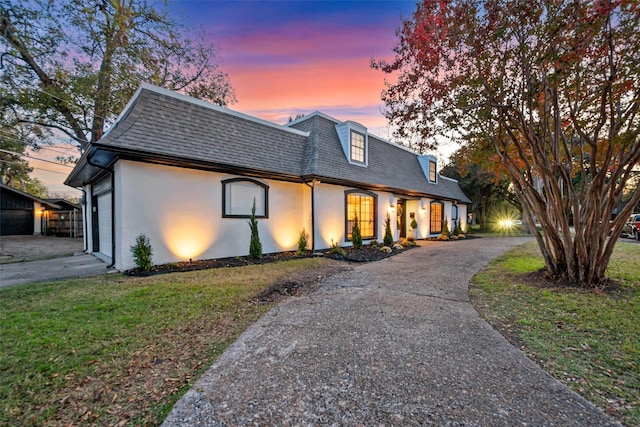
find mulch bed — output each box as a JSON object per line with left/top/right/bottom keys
{"left": 125, "top": 244, "right": 417, "bottom": 277}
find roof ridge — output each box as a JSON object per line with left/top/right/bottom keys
{"left": 108, "top": 83, "right": 310, "bottom": 138}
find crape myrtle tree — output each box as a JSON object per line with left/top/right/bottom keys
{"left": 0, "top": 0, "right": 235, "bottom": 150}
{"left": 373, "top": 0, "right": 640, "bottom": 287}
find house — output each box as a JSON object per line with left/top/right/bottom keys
{"left": 65, "top": 84, "right": 472, "bottom": 270}
{"left": 0, "top": 184, "right": 60, "bottom": 236}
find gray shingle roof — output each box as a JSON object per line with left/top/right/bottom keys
{"left": 66, "top": 84, "right": 471, "bottom": 203}
{"left": 290, "top": 114, "right": 467, "bottom": 202}
{"left": 94, "top": 86, "right": 309, "bottom": 179}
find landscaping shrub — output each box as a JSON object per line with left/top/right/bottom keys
{"left": 383, "top": 214, "right": 393, "bottom": 246}
{"left": 329, "top": 239, "right": 346, "bottom": 257}
{"left": 248, "top": 200, "right": 262, "bottom": 259}
{"left": 297, "top": 228, "right": 309, "bottom": 255}
{"left": 441, "top": 217, "right": 450, "bottom": 237}
{"left": 351, "top": 214, "right": 363, "bottom": 249}
{"left": 130, "top": 234, "right": 153, "bottom": 271}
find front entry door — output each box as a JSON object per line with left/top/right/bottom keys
{"left": 397, "top": 199, "right": 406, "bottom": 238}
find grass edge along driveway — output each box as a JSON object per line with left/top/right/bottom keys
{"left": 0, "top": 257, "right": 336, "bottom": 427}
{"left": 470, "top": 241, "right": 639, "bottom": 427}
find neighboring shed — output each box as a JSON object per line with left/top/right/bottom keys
{"left": 0, "top": 184, "right": 59, "bottom": 236}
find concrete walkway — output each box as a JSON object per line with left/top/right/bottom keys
{"left": 163, "top": 237, "right": 619, "bottom": 426}
{"left": 0, "top": 253, "right": 111, "bottom": 288}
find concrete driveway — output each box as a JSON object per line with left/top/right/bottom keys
{"left": 0, "top": 236, "right": 111, "bottom": 287}
{"left": 163, "top": 237, "right": 618, "bottom": 426}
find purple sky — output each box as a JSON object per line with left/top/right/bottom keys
{"left": 169, "top": 0, "right": 416, "bottom": 132}
{"left": 38, "top": 0, "right": 421, "bottom": 195}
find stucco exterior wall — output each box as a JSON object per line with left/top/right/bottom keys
{"left": 313, "top": 183, "right": 398, "bottom": 249}
{"left": 113, "top": 161, "right": 306, "bottom": 270}
{"left": 32, "top": 201, "right": 42, "bottom": 235}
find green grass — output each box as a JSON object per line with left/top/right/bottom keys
{"left": 0, "top": 257, "right": 332, "bottom": 426}
{"left": 470, "top": 241, "right": 640, "bottom": 426}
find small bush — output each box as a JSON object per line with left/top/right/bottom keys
{"left": 401, "top": 238, "right": 416, "bottom": 246}
{"left": 328, "top": 239, "right": 346, "bottom": 257}
{"left": 369, "top": 239, "right": 379, "bottom": 248}
{"left": 453, "top": 219, "right": 462, "bottom": 236}
{"left": 393, "top": 243, "right": 404, "bottom": 250}
{"left": 248, "top": 200, "right": 262, "bottom": 259}
{"left": 297, "top": 228, "right": 309, "bottom": 255}
{"left": 442, "top": 217, "right": 450, "bottom": 237}
{"left": 410, "top": 218, "right": 418, "bottom": 230}
{"left": 130, "top": 234, "right": 153, "bottom": 271}
{"left": 383, "top": 214, "right": 394, "bottom": 246}
{"left": 380, "top": 246, "right": 392, "bottom": 253}
{"left": 351, "top": 214, "right": 363, "bottom": 249}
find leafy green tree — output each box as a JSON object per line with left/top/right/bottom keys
{"left": 375, "top": 0, "right": 640, "bottom": 287}
{"left": 0, "top": 0, "right": 235, "bottom": 149}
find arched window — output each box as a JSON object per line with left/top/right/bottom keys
{"left": 430, "top": 201, "right": 443, "bottom": 234}
{"left": 345, "top": 190, "right": 377, "bottom": 240}
{"left": 222, "top": 178, "right": 269, "bottom": 218}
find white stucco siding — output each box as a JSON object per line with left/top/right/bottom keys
{"left": 33, "top": 202, "right": 43, "bottom": 235}
{"left": 114, "top": 161, "right": 306, "bottom": 270}
{"left": 313, "top": 183, "right": 345, "bottom": 249}
{"left": 314, "top": 185, "right": 398, "bottom": 249}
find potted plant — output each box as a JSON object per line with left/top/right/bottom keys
{"left": 409, "top": 217, "right": 418, "bottom": 240}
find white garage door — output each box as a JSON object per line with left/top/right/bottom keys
{"left": 97, "top": 193, "right": 112, "bottom": 257}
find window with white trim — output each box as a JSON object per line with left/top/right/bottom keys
{"left": 350, "top": 131, "right": 366, "bottom": 163}
{"left": 222, "top": 178, "right": 269, "bottom": 218}
{"left": 429, "top": 160, "right": 437, "bottom": 183}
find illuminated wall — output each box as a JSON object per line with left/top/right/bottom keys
{"left": 113, "top": 161, "right": 306, "bottom": 270}
{"left": 314, "top": 184, "right": 397, "bottom": 249}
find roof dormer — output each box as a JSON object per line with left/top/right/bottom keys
{"left": 418, "top": 155, "right": 438, "bottom": 184}
{"left": 335, "top": 121, "right": 368, "bottom": 166}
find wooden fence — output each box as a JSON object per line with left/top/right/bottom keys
{"left": 43, "top": 209, "right": 83, "bottom": 238}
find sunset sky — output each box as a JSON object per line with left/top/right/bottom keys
{"left": 35, "top": 0, "right": 424, "bottom": 195}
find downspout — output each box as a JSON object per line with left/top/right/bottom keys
{"left": 86, "top": 156, "right": 116, "bottom": 268}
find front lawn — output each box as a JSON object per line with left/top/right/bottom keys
{"left": 470, "top": 241, "right": 640, "bottom": 426}
{"left": 0, "top": 257, "right": 335, "bottom": 426}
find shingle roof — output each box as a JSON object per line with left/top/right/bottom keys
{"left": 66, "top": 84, "right": 471, "bottom": 203}
{"left": 93, "top": 85, "right": 309, "bottom": 179}
{"left": 289, "top": 113, "right": 467, "bottom": 201}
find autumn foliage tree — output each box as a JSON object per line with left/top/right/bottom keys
{"left": 0, "top": 0, "right": 235, "bottom": 149}
{"left": 374, "top": 0, "right": 640, "bottom": 287}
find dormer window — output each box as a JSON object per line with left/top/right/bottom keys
{"left": 336, "top": 121, "right": 368, "bottom": 166}
{"left": 350, "top": 131, "right": 366, "bottom": 163}
{"left": 418, "top": 155, "right": 438, "bottom": 184}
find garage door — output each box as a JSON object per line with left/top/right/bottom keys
{"left": 97, "top": 193, "right": 112, "bottom": 257}
{"left": 1, "top": 209, "right": 34, "bottom": 235}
